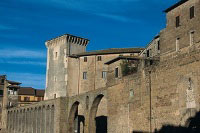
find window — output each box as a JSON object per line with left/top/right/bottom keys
{"left": 83, "top": 72, "right": 87, "bottom": 79}
{"left": 115, "top": 68, "right": 119, "bottom": 78}
{"left": 190, "top": 31, "right": 194, "bottom": 46}
{"left": 97, "top": 56, "right": 102, "bottom": 61}
{"left": 0, "top": 90, "right": 3, "bottom": 96}
{"left": 129, "top": 90, "right": 134, "bottom": 98}
{"left": 86, "top": 96, "right": 89, "bottom": 110}
{"left": 55, "top": 52, "right": 58, "bottom": 58}
{"left": 54, "top": 94, "right": 56, "bottom": 99}
{"left": 157, "top": 40, "right": 160, "bottom": 50}
{"left": 176, "top": 38, "right": 180, "bottom": 51}
{"left": 54, "top": 76, "right": 57, "bottom": 82}
{"left": 188, "top": 78, "right": 192, "bottom": 90}
{"left": 84, "top": 57, "right": 87, "bottom": 62}
{"left": 102, "top": 71, "right": 107, "bottom": 79}
{"left": 190, "top": 6, "right": 195, "bottom": 19}
{"left": 24, "top": 97, "right": 30, "bottom": 102}
{"left": 176, "top": 16, "right": 180, "bottom": 28}
{"left": 1, "top": 79, "right": 4, "bottom": 84}
{"left": 147, "top": 50, "right": 150, "bottom": 57}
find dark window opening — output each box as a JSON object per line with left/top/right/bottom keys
{"left": 115, "top": 68, "right": 119, "bottom": 78}
{"left": 147, "top": 50, "right": 150, "bottom": 57}
{"left": 176, "top": 16, "right": 180, "bottom": 27}
{"left": 150, "top": 60, "right": 153, "bottom": 65}
{"left": 97, "top": 56, "right": 102, "bottom": 61}
{"left": 0, "top": 90, "right": 3, "bottom": 96}
{"left": 24, "top": 97, "right": 30, "bottom": 102}
{"left": 84, "top": 57, "right": 87, "bottom": 62}
{"left": 83, "top": 72, "right": 87, "bottom": 79}
{"left": 190, "top": 6, "right": 195, "bottom": 19}
{"left": 157, "top": 40, "right": 160, "bottom": 50}
{"left": 1, "top": 79, "right": 4, "bottom": 84}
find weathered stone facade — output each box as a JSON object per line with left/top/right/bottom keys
{"left": 3, "top": 0, "right": 200, "bottom": 133}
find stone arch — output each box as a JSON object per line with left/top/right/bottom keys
{"left": 89, "top": 94, "right": 107, "bottom": 133}
{"left": 68, "top": 101, "right": 80, "bottom": 133}
{"left": 68, "top": 101, "right": 85, "bottom": 133}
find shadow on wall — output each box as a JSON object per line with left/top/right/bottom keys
{"left": 96, "top": 116, "right": 107, "bottom": 133}
{"left": 132, "top": 111, "right": 200, "bottom": 133}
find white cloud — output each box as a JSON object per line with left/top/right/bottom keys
{"left": 96, "top": 13, "right": 140, "bottom": 23}
{"left": 0, "top": 49, "right": 46, "bottom": 59}
{"left": 0, "top": 71, "right": 46, "bottom": 89}
{"left": 19, "top": 0, "right": 141, "bottom": 22}
{"left": 0, "top": 60, "right": 46, "bottom": 66}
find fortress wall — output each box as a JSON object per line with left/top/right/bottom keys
{"left": 107, "top": 46, "right": 200, "bottom": 132}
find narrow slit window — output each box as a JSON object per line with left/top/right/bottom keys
{"left": 190, "top": 31, "right": 194, "bottom": 46}
{"left": 176, "top": 38, "right": 180, "bottom": 51}
{"left": 176, "top": 16, "right": 180, "bottom": 28}
{"left": 115, "top": 68, "right": 119, "bottom": 78}
{"left": 83, "top": 72, "right": 87, "bottom": 79}
{"left": 147, "top": 50, "right": 150, "bottom": 57}
{"left": 190, "top": 6, "right": 195, "bottom": 19}
{"left": 157, "top": 40, "right": 160, "bottom": 50}
{"left": 84, "top": 57, "right": 87, "bottom": 62}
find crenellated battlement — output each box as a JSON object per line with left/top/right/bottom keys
{"left": 45, "top": 34, "right": 90, "bottom": 48}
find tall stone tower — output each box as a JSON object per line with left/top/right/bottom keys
{"left": 44, "top": 34, "right": 89, "bottom": 100}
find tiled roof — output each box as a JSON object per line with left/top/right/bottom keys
{"left": 164, "top": 0, "right": 189, "bottom": 13}
{"left": 104, "top": 56, "right": 159, "bottom": 65}
{"left": 35, "top": 89, "right": 45, "bottom": 97}
{"left": 104, "top": 56, "right": 144, "bottom": 65}
{"left": 18, "top": 87, "right": 35, "bottom": 95}
{"left": 7, "top": 80, "right": 21, "bottom": 85}
{"left": 71, "top": 48, "right": 144, "bottom": 57}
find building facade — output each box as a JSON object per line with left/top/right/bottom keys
{"left": 4, "top": 0, "right": 200, "bottom": 133}
{"left": 18, "top": 87, "right": 45, "bottom": 107}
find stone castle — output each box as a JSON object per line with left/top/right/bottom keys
{"left": 3, "top": 0, "right": 200, "bottom": 132}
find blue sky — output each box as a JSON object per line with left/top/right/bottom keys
{"left": 0, "top": 0, "right": 178, "bottom": 89}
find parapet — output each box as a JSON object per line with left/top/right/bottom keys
{"left": 45, "top": 34, "right": 90, "bottom": 47}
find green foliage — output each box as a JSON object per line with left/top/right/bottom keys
{"left": 120, "top": 60, "right": 138, "bottom": 76}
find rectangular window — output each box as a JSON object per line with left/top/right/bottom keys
{"left": 115, "top": 68, "right": 119, "bottom": 78}
{"left": 97, "top": 56, "right": 102, "bottom": 61}
{"left": 176, "top": 38, "right": 180, "bottom": 51}
{"left": 55, "top": 52, "right": 58, "bottom": 58}
{"left": 102, "top": 71, "right": 107, "bottom": 79}
{"left": 24, "top": 97, "right": 30, "bottom": 102}
{"left": 83, "top": 72, "right": 87, "bottom": 79}
{"left": 190, "top": 6, "right": 195, "bottom": 19}
{"left": 1, "top": 79, "right": 4, "bottom": 84}
{"left": 84, "top": 57, "right": 87, "bottom": 62}
{"left": 176, "top": 16, "right": 180, "bottom": 28}
{"left": 157, "top": 40, "right": 160, "bottom": 50}
{"left": 190, "top": 31, "right": 194, "bottom": 46}
{"left": 147, "top": 50, "right": 150, "bottom": 57}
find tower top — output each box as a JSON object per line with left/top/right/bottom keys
{"left": 45, "top": 34, "right": 90, "bottom": 47}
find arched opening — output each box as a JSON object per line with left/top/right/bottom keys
{"left": 89, "top": 94, "right": 107, "bottom": 133}
{"left": 68, "top": 101, "right": 85, "bottom": 133}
